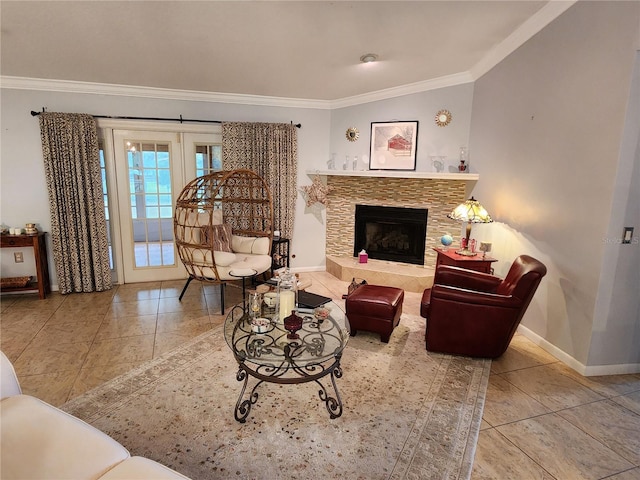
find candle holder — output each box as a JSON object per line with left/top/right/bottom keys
{"left": 277, "top": 269, "right": 298, "bottom": 321}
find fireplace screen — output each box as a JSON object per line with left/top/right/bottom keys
{"left": 353, "top": 205, "right": 428, "bottom": 265}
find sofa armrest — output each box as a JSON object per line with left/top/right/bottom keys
{"left": 435, "top": 266, "right": 502, "bottom": 293}
{"left": 1, "top": 351, "right": 22, "bottom": 399}
{"left": 1, "top": 395, "right": 130, "bottom": 479}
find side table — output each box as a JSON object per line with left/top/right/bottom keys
{"left": 433, "top": 247, "right": 497, "bottom": 275}
{"left": 0, "top": 232, "right": 51, "bottom": 299}
{"left": 271, "top": 237, "right": 290, "bottom": 272}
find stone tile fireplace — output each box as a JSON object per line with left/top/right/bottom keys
{"left": 318, "top": 171, "right": 477, "bottom": 292}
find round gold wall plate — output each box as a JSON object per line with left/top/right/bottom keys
{"left": 435, "top": 109, "right": 452, "bottom": 127}
{"left": 346, "top": 127, "right": 360, "bottom": 142}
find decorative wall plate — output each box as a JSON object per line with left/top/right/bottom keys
{"left": 435, "top": 109, "right": 452, "bottom": 127}
{"left": 346, "top": 127, "right": 360, "bottom": 142}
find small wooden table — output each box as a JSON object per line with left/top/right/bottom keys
{"left": 0, "top": 232, "right": 51, "bottom": 299}
{"left": 433, "top": 247, "right": 497, "bottom": 274}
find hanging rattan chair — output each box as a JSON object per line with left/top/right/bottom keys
{"left": 174, "top": 169, "right": 274, "bottom": 313}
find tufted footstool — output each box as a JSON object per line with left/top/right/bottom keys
{"left": 345, "top": 285, "right": 404, "bottom": 343}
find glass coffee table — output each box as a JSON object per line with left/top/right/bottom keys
{"left": 223, "top": 301, "right": 350, "bottom": 423}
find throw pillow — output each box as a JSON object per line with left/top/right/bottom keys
{"left": 201, "top": 223, "right": 233, "bottom": 252}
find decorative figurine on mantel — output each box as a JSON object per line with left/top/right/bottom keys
{"left": 327, "top": 153, "right": 336, "bottom": 170}
{"left": 458, "top": 147, "right": 468, "bottom": 172}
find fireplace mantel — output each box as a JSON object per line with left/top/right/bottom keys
{"left": 306, "top": 170, "right": 479, "bottom": 182}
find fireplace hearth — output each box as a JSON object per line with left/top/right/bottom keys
{"left": 353, "top": 205, "right": 428, "bottom": 266}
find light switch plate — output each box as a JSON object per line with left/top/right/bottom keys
{"left": 622, "top": 227, "right": 634, "bottom": 244}
{"left": 14, "top": 252, "right": 24, "bottom": 263}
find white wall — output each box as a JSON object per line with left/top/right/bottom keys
{"left": 0, "top": 88, "right": 331, "bottom": 286}
{"left": 328, "top": 83, "right": 474, "bottom": 174}
{"left": 469, "top": 1, "right": 640, "bottom": 370}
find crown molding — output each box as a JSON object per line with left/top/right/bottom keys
{"left": 0, "top": 76, "right": 333, "bottom": 110}
{"left": 1, "top": 73, "right": 476, "bottom": 111}
{"left": 470, "top": 1, "right": 577, "bottom": 80}
{"left": 328, "top": 72, "right": 474, "bottom": 109}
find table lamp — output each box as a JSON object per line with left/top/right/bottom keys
{"left": 447, "top": 197, "right": 493, "bottom": 256}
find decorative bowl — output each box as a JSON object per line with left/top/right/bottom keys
{"left": 314, "top": 306, "right": 330, "bottom": 323}
{"left": 251, "top": 317, "right": 271, "bottom": 334}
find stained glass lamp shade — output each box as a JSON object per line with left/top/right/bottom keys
{"left": 447, "top": 197, "right": 493, "bottom": 256}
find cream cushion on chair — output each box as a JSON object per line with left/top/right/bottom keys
{"left": 0, "top": 395, "right": 130, "bottom": 479}
{"left": 231, "top": 235, "right": 270, "bottom": 255}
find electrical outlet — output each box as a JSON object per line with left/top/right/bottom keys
{"left": 14, "top": 252, "right": 24, "bottom": 263}
{"left": 622, "top": 227, "right": 634, "bottom": 244}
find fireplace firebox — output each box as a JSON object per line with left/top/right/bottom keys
{"left": 353, "top": 205, "right": 428, "bottom": 265}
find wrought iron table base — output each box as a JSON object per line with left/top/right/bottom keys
{"left": 233, "top": 358, "right": 344, "bottom": 423}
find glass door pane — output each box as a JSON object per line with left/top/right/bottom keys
{"left": 126, "top": 141, "right": 175, "bottom": 268}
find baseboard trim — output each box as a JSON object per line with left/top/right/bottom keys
{"left": 517, "top": 325, "right": 640, "bottom": 376}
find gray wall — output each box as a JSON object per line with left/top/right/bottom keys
{"left": 468, "top": 1, "right": 640, "bottom": 369}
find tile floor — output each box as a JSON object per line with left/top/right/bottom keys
{"left": 1, "top": 271, "right": 639, "bottom": 479}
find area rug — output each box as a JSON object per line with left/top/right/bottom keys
{"left": 62, "top": 313, "right": 490, "bottom": 480}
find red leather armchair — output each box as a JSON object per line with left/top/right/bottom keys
{"left": 420, "top": 255, "right": 547, "bottom": 358}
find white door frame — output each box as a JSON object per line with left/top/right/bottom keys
{"left": 98, "top": 120, "right": 221, "bottom": 285}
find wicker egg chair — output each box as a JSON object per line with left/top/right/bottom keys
{"left": 174, "top": 169, "right": 274, "bottom": 313}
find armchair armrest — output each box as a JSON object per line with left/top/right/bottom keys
{"left": 435, "top": 266, "right": 502, "bottom": 293}
{"left": 431, "top": 285, "right": 521, "bottom": 308}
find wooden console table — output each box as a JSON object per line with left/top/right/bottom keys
{"left": 433, "top": 247, "right": 497, "bottom": 274}
{"left": 0, "top": 232, "right": 51, "bottom": 299}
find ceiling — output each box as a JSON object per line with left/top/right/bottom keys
{"left": 1, "top": 1, "right": 567, "bottom": 103}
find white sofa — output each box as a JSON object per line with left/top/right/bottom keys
{"left": 0, "top": 351, "right": 190, "bottom": 480}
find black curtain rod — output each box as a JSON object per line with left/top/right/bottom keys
{"left": 30, "top": 110, "right": 301, "bottom": 128}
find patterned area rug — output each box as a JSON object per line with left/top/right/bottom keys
{"left": 63, "top": 313, "right": 490, "bottom": 480}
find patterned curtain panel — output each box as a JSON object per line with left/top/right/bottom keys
{"left": 222, "top": 122, "right": 298, "bottom": 241}
{"left": 38, "top": 112, "right": 112, "bottom": 294}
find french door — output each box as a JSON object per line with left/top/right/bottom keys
{"left": 109, "top": 129, "right": 222, "bottom": 283}
{"left": 113, "top": 131, "right": 184, "bottom": 282}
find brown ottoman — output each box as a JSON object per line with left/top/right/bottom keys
{"left": 346, "top": 285, "right": 404, "bottom": 343}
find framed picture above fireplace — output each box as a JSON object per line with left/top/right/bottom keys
{"left": 369, "top": 121, "right": 418, "bottom": 171}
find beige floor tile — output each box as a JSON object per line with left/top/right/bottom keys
{"left": 18, "top": 369, "right": 78, "bottom": 407}
{"left": 69, "top": 361, "right": 142, "bottom": 400}
{"left": 58, "top": 290, "right": 116, "bottom": 309}
{"left": 83, "top": 334, "right": 155, "bottom": 368}
{"left": 48, "top": 306, "right": 110, "bottom": 322}
{"left": 482, "top": 374, "right": 551, "bottom": 427}
{"left": 0, "top": 295, "right": 20, "bottom": 311}
{"left": 497, "top": 413, "right": 634, "bottom": 480}
{"left": 94, "top": 315, "right": 158, "bottom": 341}
{"left": 156, "top": 310, "right": 211, "bottom": 333}
{"left": 159, "top": 279, "right": 202, "bottom": 298}
{"left": 112, "top": 287, "right": 161, "bottom": 303}
{"left": 550, "top": 364, "right": 640, "bottom": 397}
{"left": 105, "top": 299, "right": 160, "bottom": 318}
{"left": 471, "top": 428, "right": 554, "bottom": 479}
{"left": 0, "top": 310, "right": 52, "bottom": 330}
{"left": 154, "top": 329, "right": 211, "bottom": 357}
{"left": 5, "top": 293, "right": 66, "bottom": 312}
{"left": 115, "top": 281, "right": 162, "bottom": 291}
{"left": 13, "top": 341, "right": 92, "bottom": 376}
{"left": 157, "top": 295, "right": 208, "bottom": 313}
{"left": 612, "top": 391, "right": 640, "bottom": 416}
{"left": 491, "top": 334, "right": 559, "bottom": 374}
{"left": 479, "top": 419, "right": 492, "bottom": 431}
{"left": 501, "top": 364, "right": 604, "bottom": 411}
{"left": 606, "top": 468, "right": 640, "bottom": 479}
{"left": 558, "top": 399, "right": 640, "bottom": 465}
{"left": 32, "top": 319, "right": 103, "bottom": 344}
